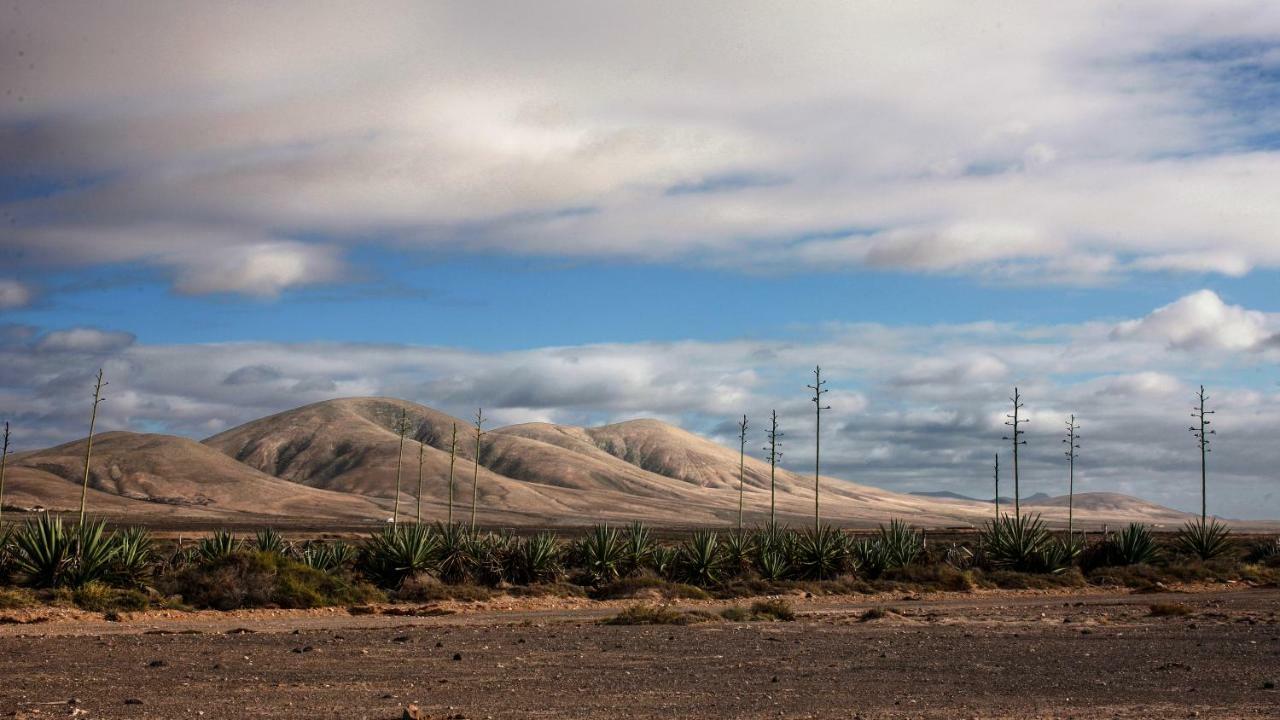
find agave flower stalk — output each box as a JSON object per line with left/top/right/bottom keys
{"left": 764, "top": 410, "right": 783, "bottom": 526}
{"left": 1189, "top": 385, "right": 1215, "bottom": 523}
{"left": 79, "top": 369, "right": 107, "bottom": 525}
{"left": 448, "top": 423, "right": 458, "bottom": 525}
{"left": 993, "top": 453, "right": 1000, "bottom": 520}
{"left": 807, "top": 365, "right": 831, "bottom": 533}
{"left": 736, "top": 414, "right": 748, "bottom": 533}
{"left": 391, "top": 409, "right": 410, "bottom": 527}
{"left": 0, "top": 422, "right": 10, "bottom": 530}
{"left": 471, "top": 408, "right": 485, "bottom": 530}
{"left": 1002, "top": 387, "right": 1028, "bottom": 517}
{"left": 1063, "top": 415, "right": 1080, "bottom": 536}
{"left": 415, "top": 437, "right": 425, "bottom": 524}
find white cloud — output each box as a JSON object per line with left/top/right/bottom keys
{"left": 0, "top": 281, "right": 33, "bottom": 310}
{"left": 2, "top": 290, "right": 1277, "bottom": 518}
{"left": 33, "top": 327, "right": 136, "bottom": 353}
{"left": 1112, "top": 290, "right": 1276, "bottom": 351}
{"left": 4, "top": 3, "right": 1280, "bottom": 288}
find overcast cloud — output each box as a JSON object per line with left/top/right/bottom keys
{"left": 4, "top": 2, "right": 1280, "bottom": 295}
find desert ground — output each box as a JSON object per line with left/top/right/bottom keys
{"left": 2, "top": 585, "right": 1277, "bottom": 719}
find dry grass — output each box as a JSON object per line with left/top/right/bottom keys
{"left": 1148, "top": 602, "right": 1193, "bottom": 617}
{"left": 602, "top": 604, "right": 716, "bottom": 626}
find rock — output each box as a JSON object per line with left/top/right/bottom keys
{"left": 124, "top": 699, "right": 143, "bottom": 705}
{"left": 148, "top": 659, "right": 167, "bottom": 668}
{"left": 453, "top": 652, "right": 463, "bottom": 661}
{"left": 402, "top": 703, "right": 423, "bottom": 719}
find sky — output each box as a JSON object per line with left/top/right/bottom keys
{"left": 1, "top": 1, "right": 1278, "bottom": 518}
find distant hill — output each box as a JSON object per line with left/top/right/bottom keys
{"left": 5, "top": 396, "right": 1205, "bottom": 528}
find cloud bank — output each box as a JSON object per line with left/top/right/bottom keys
{"left": 4, "top": 2, "right": 1280, "bottom": 295}
{"left": 3, "top": 291, "right": 1277, "bottom": 518}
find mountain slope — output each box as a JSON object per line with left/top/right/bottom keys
{"left": 7, "top": 431, "right": 388, "bottom": 520}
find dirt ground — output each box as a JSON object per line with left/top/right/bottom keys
{"left": 2, "top": 587, "right": 1278, "bottom": 719}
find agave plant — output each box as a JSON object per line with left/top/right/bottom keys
{"left": 1173, "top": 517, "right": 1232, "bottom": 561}
{"left": 795, "top": 525, "right": 848, "bottom": 580}
{"left": 197, "top": 530, "right": 240, "bottom": 563}
{"left": 252, "top": 527, "right": 287, "bottom": 556}
{"left": 850, "top": 537, "right": 887, "bottom": 578}
{"left": 0, "top": 526, "right": 15, "bottom": 583}
{"left": 1246, "top": 536, "right": 1280, "bottom": 564}
{"left": 300, "top": 540, "right": 357, "bottom": 573}
{"left": 722, "top": 530, "right": 754, "bottom": 577}
{"left": 507, "top": 532, "right": 561, "bottom": 585}
{"left": 11, "top": 514, "right": 73, "bottom": 587}
{"left": 360, "top": 523, "right": 440, "bottom": 588}
{"left": 110, "top": 526, "right": 154, "bottom": 587}
{"left": 471, "top": 531, "right": 515, "bottom": 585}
{"left": 435, "top": 522, "right": 476, "bottom": 584}
{"left": 649, "top": 545, "right": 678, "bottom": 579}
{"left": 679, "top": 530, "right": 724, "bottom": 586}
{"left": 1105, "top": 523, "right": 1160, "bottom": 566}
{"left": 756, "top": 548, "right": 790, "bottom": 582}
{"left": 875, "top": 519, "right": 923, "bottom": 570}
{"left": 578, "top": 524, "right": 626, "bottom": 584}
{"left": 66, "top": 520, "right": 119, "bottom": 587}
{"left": 980, "top": 514, "right": 1052, "bottom": 572}
{"left": 621, "top": 521, "right": 653, "bottom": 575}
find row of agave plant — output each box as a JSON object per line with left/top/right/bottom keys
{"left": 1, "top": 513, "right": 1275, "bottom": 593}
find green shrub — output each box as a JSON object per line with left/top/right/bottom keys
{"left": 359, "top": 524, "right": 440, "bottom": 589}
{"left": 1173, "top": 518, "right": 1232, "bottom": 561}
{"left": 162, "top": 551, "right": 383, "bottom": 610}
{"left": 1104, "top": 524, "right": 1161, "bottom": 566}
{"left": 110, "top": 527, "right": 154, "bottom": 587}
{"left": 795, "top": 525, "right": 848, "bottom": 580}
{"left": 252, "top": 527, "right": 287, "bottom": 555}
{"left": 875, "top": 520, "right": 923, "bottom": 570}
{"left": 70, "top": 581, "right": 150, "bottom": 612}
{"left": 621, "top": 521, "right": 653, "bottom": 575}
{"left": 678, "top": 530, "right": 723, "bottom": 586}
{"left": 197, "top": 530, "right": 240, "bottom": 563}
{"left": 578, "top": 525, "right": 626, "bottom": 584}
{"left": 979, "top": 515, "right": 1052, "bottom": 572}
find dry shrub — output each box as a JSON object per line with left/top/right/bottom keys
{"left": 591, "top": 575, "right": 709, "bottom": 601}
{"left": 1148, "top": 602, "right": 1193, "bottom": 617}
{"left": 395, "top": 574, "right": 492, "bottom": 603}
{"left": 602, "top": 604, "right": 714, "bottom": 626}
{"left": 161, "top": 551, "right": 383, "bottom": 610}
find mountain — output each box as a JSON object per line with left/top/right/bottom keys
{"left": 4, "top": 397, "right": 1205, "bottom": 528}
{"left": 5, "top": 431, "right": 387, "bottom": 521}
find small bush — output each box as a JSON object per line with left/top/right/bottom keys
{"left": 1148, "top": 602, "right": 1192, "bottom": 617}
{"left": 0, "top": 586, "right": 37, "bottom": 609}
{"left": 591, "top": 575, "right": 710, "bottom": 601}
{"left": 395, "top": 575, "right": 492, "bottom": 603}
{"left": 859, "top": 607, "right": 896, "bottom": 622}
{"left": 161, "top": 551, "right": 383, "bottom": 610}
{"left": 602, "top": 604, "right": 713, "bottom": 626}
{"left": 881, "top": 564, "right": 976, "bottom": 592}
{"left": 750, "top": 598, "right": 795, "bottom": 621}
{"left": 70, "top": 581, "right": 150, "bottom": 612}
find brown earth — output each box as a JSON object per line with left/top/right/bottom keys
{"left": 1, "top": 587, "right": 1277, "bottom": 719}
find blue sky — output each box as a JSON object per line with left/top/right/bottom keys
{"left": 2, "top": 2, "right": 1279, "bottom": 518}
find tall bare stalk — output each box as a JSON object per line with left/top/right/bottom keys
{"left": 0, "top": 422, "right": 11, "bottom": 530}
{"left": 79, "top": 369, "right": 107, "bottom": 525}
{"left": 448, "top": 423, "right": 458, "bottom": 525}
{"left": 764, "top": 410, "right": 783, "bottom": 525}
{"left": 993, "top": 453, "right": 1000, "bottom": 520}
{"left": 391, "top": 409, "right": 409, "bottom": 527}
{"left": 415, "top": 436, "right": 426, "bottom": 524}
{"left": 737, "top": 414, "right": 748, "bottom": 533}
{"left": 1189, "top": 386, "right": 1215, "bottom": 523}
{"left": 807, "top": 365, "right": 830, "bottom": 532}
{"left": 1002, "top": 387, "right": 1028, "bottom": 517}
{"left": 1063, "top": 415, "right": 1080, "bottom": 535}
{"left": 471, "top": 408, "right": 485, "bottom": 530}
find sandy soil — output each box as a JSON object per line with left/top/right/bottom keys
{"left": 2, "top": 586, "right": 1278, "bottom": 719}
